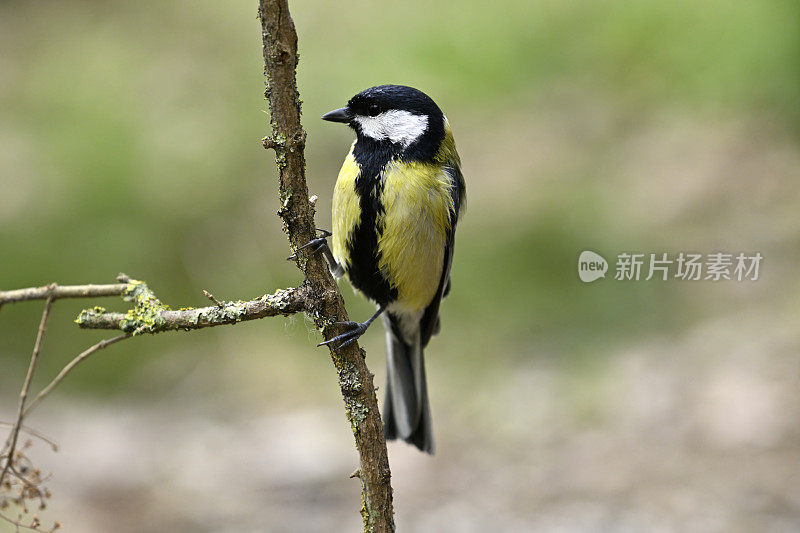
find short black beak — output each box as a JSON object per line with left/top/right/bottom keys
{"left": 321, "top": 107, "right": 352, "bottom": 123}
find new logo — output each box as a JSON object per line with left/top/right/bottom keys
{"left": 578, "top": 250, "right": 608, "bottom": 283}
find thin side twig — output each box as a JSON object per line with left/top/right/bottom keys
{"left": 23, "top": 334, "right": 132, "bottom": 417}
{"left": 0, "top": 510, "right": 56, "bottom": 533}
{"left": 1, "top": 291, "right": 55, "bottom": 486}
{"left": 0, "top": 423, "right": 58, "bottom": 452}
{"left": 202, "top": 290, "right": 224, "bottom": 308}
{"left": 0, "top": 284, "right": 127, "bottom": 307}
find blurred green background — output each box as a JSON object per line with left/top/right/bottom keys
{"left": 1, "top": 1, "right": 799, "bottom": 531}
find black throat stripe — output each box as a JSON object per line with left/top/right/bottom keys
{"left": 346, "top": 138, "right": 399, "bottom": 306}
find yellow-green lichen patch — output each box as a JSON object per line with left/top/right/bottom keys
{"left": 75, "top": 307, "right": 103, "bottom": 325}
{"left": 360, "top": 489, "right": 370, "bottom": 531}
{"left": 196, "top": 300, "right": 249, "bottom": 325}
{"left": 118, "top": 279, "right": 170, "bottom": 334}
{"left": 338, "top": 361, "right": 362, "bottom": 393}
{"left": 345, "top": 397, "right": 368, "bottom": 433}
{"left": 275, "top": 150, "right": 287, "bottom": 170}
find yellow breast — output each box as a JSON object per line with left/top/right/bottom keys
{"left": 377, "top": 160, "right": 454, "bottom": 311}
{"left": 330, "top": 144, "right": 361, "bottom": 270}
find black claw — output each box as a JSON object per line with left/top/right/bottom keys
{"left": 309, "top": 242, "right": 327, "bottom": 254}
{"left": 300, "top": 237, "right": 327, "bottom": 252}
{"left": 339, "top": 338, "right": 358, "bottom": 349}
{"left": 318, "top": 321, "right": 368, "bottom": 349}
{"left": 289, "top": 236, "right": 329, "bottom": 262}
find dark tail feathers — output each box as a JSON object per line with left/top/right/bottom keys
{"left": 382, "top": 313, "right": 434, "bottom": 454}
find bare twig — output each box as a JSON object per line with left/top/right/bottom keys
{"left": 0, "top": 424, "right": 58, "bottom": 452}
{"left": 258, "top": 1, "right": 394, "bottom": 530}
{"left": 23, "top": 334, "right": 132, "bottom": 417}
{"left": 202, "top": 290, "right": 224, "bottom": 308}
{"left": 0, "top": 510, "right": 57, "bottom": 533}
{"left": 1, "top": 291, "right": 55, "bottom": 486}
{"left": 0, "top": 284, "right": 126, "bottom": 307}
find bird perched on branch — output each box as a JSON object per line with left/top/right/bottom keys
{"left": 296, "top": 85, "right": 465, "bottom": 453}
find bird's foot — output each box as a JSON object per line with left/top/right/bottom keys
{"left": 318, "top": 304, "right": 386, "bottom": 349}
{"left": 287, "top": 228, "right": 332, "bottom": 261}
{"left": 318, "top": 320, "right": 369, "bottom": 349}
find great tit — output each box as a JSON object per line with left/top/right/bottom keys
{"left": 302, "top": 85, "right": 465, "bottom": 453}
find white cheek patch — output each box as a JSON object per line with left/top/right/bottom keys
{"left": 355, "top": 110, "right": 428, "bottom": 147}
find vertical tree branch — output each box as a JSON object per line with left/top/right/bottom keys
{"left": 258, "top": 1, "right": 394, "bottom": 531}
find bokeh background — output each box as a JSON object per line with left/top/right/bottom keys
{"left": 2, "top": 0, "right": 799, "bottom": 531}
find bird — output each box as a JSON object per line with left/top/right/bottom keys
{"left": 296, "top": 84, "right": 465, "bottom": 453}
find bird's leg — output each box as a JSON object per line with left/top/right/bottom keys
{"left": 318, "top": 304, "right": 387, "bottom": 349}
{"left": 287, "top": 228, "right": 344, "bottom": 278}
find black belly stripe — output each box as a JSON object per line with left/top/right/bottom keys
{"left": 346, "top": 138, "right": 400, "bottom": 306}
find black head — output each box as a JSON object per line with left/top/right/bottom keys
{"left": 322, "top": 85, "right": 445, "bottom": 161}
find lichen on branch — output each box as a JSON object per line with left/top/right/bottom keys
{"left": 74, "top": 278, "right": 307, "bottom": 334}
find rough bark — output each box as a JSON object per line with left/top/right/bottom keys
{"left": 259, "top": 1, "right": 394, "bottom": 530}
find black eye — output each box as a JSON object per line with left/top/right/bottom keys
{"left": 367, "top": 104, "right": 380, "bottom": 116}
